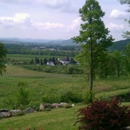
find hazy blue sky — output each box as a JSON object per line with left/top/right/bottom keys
{"left": 0, "top": 0, "right": 129, "bottom": 41}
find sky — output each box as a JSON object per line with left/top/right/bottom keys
{"left": 0, "top": 0, "right": 129, "bottom": 41}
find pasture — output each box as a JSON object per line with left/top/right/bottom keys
{"left": 0, "top": 62, "right": 130, "bottom": 129}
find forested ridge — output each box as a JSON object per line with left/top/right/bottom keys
{"left": 1, "top": 38, "right": 130, "bottom": 54}
{"left": 109, "top": 39, "right": 130, "bottom": 51}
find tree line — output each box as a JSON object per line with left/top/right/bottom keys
{"left": 3, "top": 43, "right": 80, "bottom": 57}
{"left": 29, "top": 56, "right": 76, "bottom": 65}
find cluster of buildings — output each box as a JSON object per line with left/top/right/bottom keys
{"left": 46, "top": 56, "right": 70, "bottom": 66}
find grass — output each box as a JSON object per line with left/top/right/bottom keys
{"left": 4, "top": 65, "right": 71, "bottom": 78}
{"left": 95, "top": 88, "right": 130, "bottom": 99}
{"left": 0, "top": 64, "right": 130, "bottom": 129}
{"left": 1, "top": 65, "right": 130, "bottom": 108}
{"left": 6, "top": 54, "right": 63, "bottom": 62}
{"left": 0, "top": 104, "right": 85, "bottom": 130}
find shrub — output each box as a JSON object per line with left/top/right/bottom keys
{"left": 60, "top": 90, "right": 82, "bottom": 103}
{"left": 65, "top": 104, "right": 72, "bottom": 109}
{"left": 42, "top": 94, "right": 60, "bottom": 103}
{"left": 75, "top": 98, "right": 130, "bottom": 130}
{"left": 45, "top": 66, "right": 51, "bottom": 73}
{"left": 67, "top": 65, "right": 75, "bottom": 74}
{"left": 43, "top": 108, "right": 52, "bottom": 111}
{"left": 16, "top": 81, "right": 30, "bottom": 108}
{"left": 82, "top": 89, "right": 95, "bottom": 103}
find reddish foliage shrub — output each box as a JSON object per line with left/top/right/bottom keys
{"left": 75, "top": 98, "right": 130, "bottom": 130}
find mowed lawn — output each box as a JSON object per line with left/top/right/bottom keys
{"left": 0, "top": 104, "right": 87, "bottom": 130}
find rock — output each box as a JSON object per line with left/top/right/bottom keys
{"left": 0, "top": 112, "right": 4, "bottom": 118}
{"left": 3, "top": 112, "right": 11, "bottom": 117}
{"left": 60, "top": 102, "right": 67, "bottom": 107}
{"left": 9, "top": 110, "right": 21, "bottom": 116}
{"left": 0, "top": 109, "right": 9, "bottom": 112}
{"left": 126, "top": 126, "right": 130, "bottom": 130}
{"left": 39, "top": 104, "right": 44, "bottom": 110}
{"left": 0, "top": 112, "right": 11, "bottom": 118}
{"left": 72, "top": 104, "right": 75, "bottom": 107}
{"left": 24, "top": 107, "right": 35, "bottom": 114}
{"left": 52, "top": 103, "right": 59, "bottom": 108}
{"left": 44, "top": 103, "right": 52, "bottom": 109}
{"left": 0, "top": 109, "right": 11, "bottom": 118}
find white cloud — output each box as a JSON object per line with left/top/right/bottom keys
{"left": 0, "top": 13, "right": 65, "bottom": 30}
{"left": 0, "top": 13, "right": 32, "bottom": 28}
{"left": 32, "top": 22, "right": 65, "bottom": 30}
{"left": 67, "top": 17, "right": 81, "bottom": 31}
{"left": 13, "top": 13, "right": 30, "bottom": 22}
{"left": 110, "top": 9, "right": 127, "bottom": 18}
{"left": 106, "top": 23, "right": 124, "bottom": 30}
{"left": 0, "top": 0, "right": 31, "bottom": 4}
{"left": 0, "top": 0, "right": 77, "bottom": 13}
{"left": 37, "top": 0, "right": 66, "bottom": 8}
{"left": 36, "top": 0, "right": 77, "bottom": 13}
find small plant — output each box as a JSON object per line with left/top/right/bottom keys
{"left": 65, "top": 104, "right": 72, "bottom": 109}
{"left": 43, "top": 108, "right": 51, "bottom": 111}
{"left": 75, "top": 97, "right": 130, "bottom": 130}
{"left": 16, "top": 81, "right": 30, "bottom": 108}
{"left": 82, "top": 89, "right": 95, "bottom": 103}
{"left": 60, "top": 90, "right": 82, "bottom": 103}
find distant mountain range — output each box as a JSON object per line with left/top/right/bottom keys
{"left": 0, "top": 38, "right": 130, "bottom": 51}
{"left": 0, "top": 38, "right": 64, "bottom": 44}
{"left": 109, "top": 39, "right": 130, "bottom": 51}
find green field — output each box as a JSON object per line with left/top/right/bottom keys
{"left": 0, "top": 64, "right": 130, "bottom": 130}
{"left": 6, "top": 54, "right": 64, "bottom": 62}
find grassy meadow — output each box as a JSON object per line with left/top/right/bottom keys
{"left": 0, "top": 56, "right": 130, "bottom": 129}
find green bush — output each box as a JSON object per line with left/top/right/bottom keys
{"left": 67, "top": 65, "right": 75, "bottom": 74}
{"left": 45, "top": 66, "right": 51, "bottom": 73}
{"left": 42, "top": 94, "right": 60, "bottom": 103}
{"left": 43, "top": 108, "right": 52, "bottom": 111}
{"left": 60, "top": 90, "right": 82, "bottom": 103}
{"left": 82, "top": 89, "right": 95, "bottom": 103}
{"left": 65, "top": 104, "right": 72, "bottom": 109}
{"left": 75, "top": 98, "right": 130, "bottom": 130}
{"left": 16, "top": 81, "right": 30, "bottom": 108}
{"left": 67, "top": 65, "right": 84, "bottom": 74}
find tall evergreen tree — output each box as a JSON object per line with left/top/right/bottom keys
{"left": 72, "top": 0, "right": 114, "bottom": 102}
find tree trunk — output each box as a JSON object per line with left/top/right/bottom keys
{"left": 90, "top": 38, "right": 93, "bottom": 102}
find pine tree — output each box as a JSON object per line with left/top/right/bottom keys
{"left": 72, "top": 0, "right": 114, "bottom": 102}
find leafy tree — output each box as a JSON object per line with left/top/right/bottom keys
{"left": 97, "top": 52, "right": 110, "bottom": 78}
{"left": 72, "top": 0, "right": 114, "bottom": 102}
{"left": 112, "top": 50, "right": 124, "bottom": 77}
{"left": 0, "top": 43, "right": 7, "bottom": 74}
{"left": 35, "top": 57, "right": 40, "bottom": 64}
{"left": 43, "top": 58, "right": 48, "bottom": 64}
{"left": 124, "top": 43, "right": 130, "bottom": 75}
{"left": 70, "top": 58, "right": 77, "bottom": 64}
{"left": 118, "top": 0, "right": 130, "bottom": 38}
{"left": 30, "top": 58, "right": 34, "bottom": 64}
